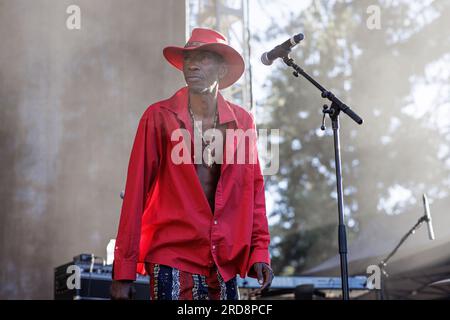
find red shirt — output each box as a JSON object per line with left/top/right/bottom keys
{"left": 112, "top": 87, "right": 270, "bottom": 283}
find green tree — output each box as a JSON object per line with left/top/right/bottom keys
{"left": 256, "top": 0, "right": 450, "bottom": 275}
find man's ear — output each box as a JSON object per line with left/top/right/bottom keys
{"left": 218, "top": 63, "right": 228, "bottom": 80}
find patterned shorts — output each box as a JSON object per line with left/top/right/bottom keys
{"left": 144, "top": 262, "right": 240, "bottom": 300}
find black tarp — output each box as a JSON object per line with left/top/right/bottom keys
{"left": 302, "top": 198, "right": 450, "bottom": 300}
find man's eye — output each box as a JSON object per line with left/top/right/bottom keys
{"left": 183, "top": 52, "right": 213, "bottom": 64}
{"left": 200, "top": 54, "right": 214, "bottom": 63}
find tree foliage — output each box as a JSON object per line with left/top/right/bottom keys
{"left": 256, "top": 0, "right": 450, "bottom": 275}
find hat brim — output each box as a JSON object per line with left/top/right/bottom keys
{"left": 163, "top": 43, "right": 245, "bottom": 90}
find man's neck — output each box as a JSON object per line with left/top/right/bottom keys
{"left": 189, "top": 87, "right": 218, "bottom": 120}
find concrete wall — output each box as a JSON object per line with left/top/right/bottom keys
{"left": 0, "top": 0, "right": 186, "bottom": 299}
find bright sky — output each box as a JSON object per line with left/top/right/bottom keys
{"left": 248, "top": 0, "right": 312, "bottom": 224}
{"left": 249, "top": 0, "right": 312, "bottom": 103}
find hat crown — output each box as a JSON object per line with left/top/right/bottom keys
{"left": 185, "top": 28, "right": 228, "bottom": 48}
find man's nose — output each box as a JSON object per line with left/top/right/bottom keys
{"left": 188, "top": 64, "right": 200, "bottom": 71}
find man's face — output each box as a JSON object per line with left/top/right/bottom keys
{"left": 182, "top": 50, "right": 227, "bottom": 94}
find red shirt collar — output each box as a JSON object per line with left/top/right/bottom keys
{"left": 160, "top": 87, "right": 240, "bottom": 128}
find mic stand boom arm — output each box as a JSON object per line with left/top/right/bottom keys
{"left": 380, "top": 215, "right": 428, "bottom": 270}
{"left": 282, "top": 56, "right": 363, "bottom": 125}
{"left": 377, "top": 214, "right": 429, "bottom": 299}
{"left": 281, "top": 56, "right": 364, "bottom": 300}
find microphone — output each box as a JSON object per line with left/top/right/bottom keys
{"left": 261, "top": 33, "right": 304, "bottom": 66}
{"left": 422, "top": 194, "right": 435, "bottom": 240}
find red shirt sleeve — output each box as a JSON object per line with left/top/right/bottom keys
{"left": 246, "top": 114, "right": 271, "bottom": 278}
{"left": 112, "top": 110, "right": 160, "bottom": 281}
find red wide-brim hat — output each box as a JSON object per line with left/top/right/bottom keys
{"left": 163, "top": 28, "right": 245, "bottom": 89}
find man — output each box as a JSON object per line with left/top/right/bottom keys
{"left": 110, "top": 28, "right": 273, "bottom": 300}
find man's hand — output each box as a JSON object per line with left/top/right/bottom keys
{"left": 110, "top": 280, "right": 135, "bottom": 300}
{"left": 251, "top": 262, "right": 274, "bottom": 296}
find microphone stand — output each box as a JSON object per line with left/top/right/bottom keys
{"left": 377, "top": 211, "right": 433, "bottom": 300}
{"left": 281, "top": 56, "right": 363, "bottom": 300}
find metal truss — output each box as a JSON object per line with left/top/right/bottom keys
{"left": 186, "top": 0, "right": 253, "bottom": 110}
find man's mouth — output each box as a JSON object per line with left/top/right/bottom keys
{"left": 186, "top": 75, "right": 203, "bottom": 81}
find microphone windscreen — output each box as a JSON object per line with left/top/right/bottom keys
{"left": 261, "top": 52, "right": 273, "bottom": 66}
{"left": 423, "top": 194, "right": 435, "bottom": 240}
